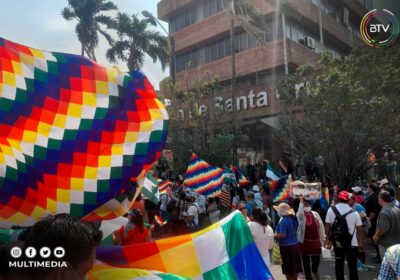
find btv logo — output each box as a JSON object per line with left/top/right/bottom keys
{"left": 369, "top": 24, "right": 390, "bottom": 33}
{"left": 360, "top": 9, "right": 399, "bottom": 48}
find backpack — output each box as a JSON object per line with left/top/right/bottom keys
{"left": 330, "top": 206, "right": 354, "bottom": 248}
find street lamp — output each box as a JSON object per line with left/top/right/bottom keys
{"left": 142, "top": 10, "right": 175, "bottom": 83}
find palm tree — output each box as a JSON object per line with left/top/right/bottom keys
{"left": 61, "top": 0, "right": 117, "bottom": 61}
{"left": 106, "top": 13, "right": 169, "bottom": 72}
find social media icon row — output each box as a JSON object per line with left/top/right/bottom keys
{"left": 10, "top": 247, "right": 65, "bottom": 259}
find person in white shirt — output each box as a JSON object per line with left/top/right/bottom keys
{"left": 184, "top": 193, "right": 199, "bottom": 232}
{"left": 196, "top": 193, "right": 206, "bottom": 228}
{"left": 248, "top": 207, "right": 274, "bottom": 267}
{"left": 325, "top": 191, "right": 366, "bottom": 280}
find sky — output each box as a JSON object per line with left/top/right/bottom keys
{"left": 0, "top": 0, "right": 169, "bottom": 89}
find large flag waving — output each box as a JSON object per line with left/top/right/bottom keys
{"left": 266, "top": 163, "right": 281, "bottom": 181}
{"left": 0, "top": 38, "right": 168, "bottom": 227}
{"left": 94, "top": 211, "right": 273, "bottom": 279}
{"left": 184, "top": 154, "right": 225, "bottom": 197}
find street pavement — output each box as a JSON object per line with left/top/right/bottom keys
{"left": 269, "top": 244, "right": 381, "bottom": 280}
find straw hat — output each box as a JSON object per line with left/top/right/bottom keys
{"left": 273, "top": 203, "right": 295, "bottom": 216}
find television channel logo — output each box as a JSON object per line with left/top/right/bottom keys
{"left": 360, "top": 9, "right": 399, "bottom": 48}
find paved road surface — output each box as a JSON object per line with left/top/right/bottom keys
{"left": 269, "top": 244, "right": 381, "bottom": 280}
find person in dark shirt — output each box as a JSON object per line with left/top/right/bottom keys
{"left": 365, "top": 183, "right": 382, "bottom": 262}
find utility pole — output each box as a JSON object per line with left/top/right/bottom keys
{"left": 230, "top": 17, "right": 237, "bottom": 165}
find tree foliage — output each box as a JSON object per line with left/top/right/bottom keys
{"left": 278, "top": 46, "right": 400, "bottom": 186}
{"left": 106, "top": 13, "right": 169, "bottom": 72}
{"left": 62, "top": 0, "right": 117, "bottom": 61}
{"left": 162, "top": 77, "right": 245, "bottom": 173}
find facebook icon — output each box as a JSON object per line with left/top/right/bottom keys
{"left": 25, "top": 247, "right": 37, "bottom": 258}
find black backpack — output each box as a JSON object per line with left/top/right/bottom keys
{"left": 330, "top": 206, "right": 354, "bottom": 248}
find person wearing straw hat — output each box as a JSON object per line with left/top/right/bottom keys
{"left": 274, "top": 203, "right": 302, "bottom": 280}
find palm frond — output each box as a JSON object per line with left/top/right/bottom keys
{"left": 98, "top": 0, "right": 117, "bottom": 12}
{"left": 98, "top": 29, "right": 114, "bottom": 45}
{"left": 95, "top": 15, "right": 117, "bottom": 28}
{"left": 61, "top": 7, "right": 76, "bottom": 21}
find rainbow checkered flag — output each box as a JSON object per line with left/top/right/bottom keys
{"left": 184, "top": 154, "right": 225, "bottom": 197}
{"left": 94, "top": 211, "right": 273, "bottom": 279}
{"left": 271, "top": 175, "right": 292, "bottom": 202}
{"left": 0, "top": 38, "right": 168, "bottom": 227}
{"left": 158, "top": 179, "right": 172, "bottom": 194}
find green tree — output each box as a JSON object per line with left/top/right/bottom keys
{"left": 278, "top": 46, "right": 400, "bottom": 186}
{"left": 62, "top": 0, "right": 117, "bottom": 61}
{"left": 161, "top": 77, "right": 245, "bottom": 173}
{"left": 106, "top": 13, "right": 169, "bottom": 72}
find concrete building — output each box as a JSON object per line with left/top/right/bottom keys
{"left": 157, "top": 0, "right": 372, "bottom": 164}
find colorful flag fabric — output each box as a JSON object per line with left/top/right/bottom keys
{"left": 155, "top": 215, "right": 167, "bottom": 226}
{"left": 230, "top": 166, "right": 251, "bottom": 187}
{"left": 140, "top": 173, "right": 160, "bottom": 205}
{"left": 0, "top": 38, "right": 168, "bottom": 228}
{"left": 320, "top": 188, "right": 330, "bottom": 210}
{"left": 0, "top": 228, "right": 12, "bottom": 243}
{"left": 270, "top": 175, "right": 292, "bottom": 202}
{"left": 89, "top": 265, "right": 190, "bottom": 280}
{"left": 96, "top": 211, "right": 273, "bottom": 279}
{"left": 100, "top": 216, "right": 153, "bottom": 246}
{"left": 184, "top": 154, "right": 225, "bottom": 198}
{"left": 224, "top": 172, "right": 237, "bottom": 185}
{"left": 220, "top": 187, "right": 231, "bottom": 208}
{"left": 158, "top": 179, "right": 172, "bottom": 194}
{"left": 266, "top": 163, "right": 281, "bottom": 181}
{"left": 99, "top": 216, "right": 128, "bottom": 245}
{"left": 238, "top": 171, "right": 251, "bottom": 187}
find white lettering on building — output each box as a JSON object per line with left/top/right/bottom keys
{"left": 176, "top": 90, "right": 269, "bottom": 119}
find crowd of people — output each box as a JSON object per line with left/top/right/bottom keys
{"left": 1, "top": 158, "right": 399, "bottom": 280}
{"left": 143, "top": 159, "right": 400, "bottom": 280}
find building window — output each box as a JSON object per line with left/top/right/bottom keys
{"left": 211, "top": 41, "right": 219, "bottom": 61}
{"left": 218, "top": 39, "right": 225, "bottom": 59}
{"left": 285, "top": 19, "right": 347, "bottom": 57}
{"left": 169, "top": 0, "right": 226, "bottom": 34}
{"left": 239, "top": 32, "right": 248, "bottom": 52}
{"left": 225, "top": 37, "right": 232, "bottom": 56}
{"left": 175, "top": 21, "right": 285, "bottom": 73}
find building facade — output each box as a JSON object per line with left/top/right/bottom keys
{"left": 157, "top": 0, "right": 371, "bottom": 164}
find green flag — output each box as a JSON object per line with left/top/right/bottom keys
{"left": 139, "top": 173, "right": 159, "bottom": 205}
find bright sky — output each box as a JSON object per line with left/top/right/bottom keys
{"left": 0, "top": 0, "right": 169, "bottom": 90}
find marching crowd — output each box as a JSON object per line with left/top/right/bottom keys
{"left": 120, "top": 160, "right": 400, "bottom": 280}
{"left": 1, "top": 160, "right": 399, "bottom": 280}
